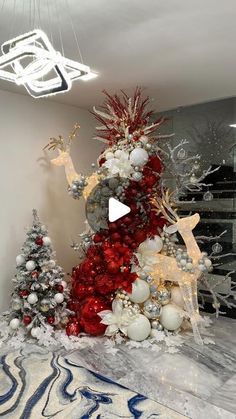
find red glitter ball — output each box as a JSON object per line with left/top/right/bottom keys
{"left": 56, "top": 284, "right": 64, "bottom": 293}
{"left": 66, "top": 322, "right": 81, "bottom": 336}
{"left": 81, "top": 318, "right": 107, "bottom": 336}
{"left": 47, "top": 316, "right": 55, "bottom": 325}
{"left": 35, "top": 237, "right": 43, "bottom": 246}
{"left": 23, "top": 315, "right": 32, "bottom": 325}
{"left": 19, "top": 290, "right": 29, "bottom": 298}
{"left": 80, "top": 296, "right": 110, "bottom": 321}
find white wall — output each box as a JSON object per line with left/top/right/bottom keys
{"left": 0, "top": 89, "right": 103, "bottom": 311}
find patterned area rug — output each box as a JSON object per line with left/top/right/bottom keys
{"left": 0, "top": 345, "right": 186, "bottom": 418}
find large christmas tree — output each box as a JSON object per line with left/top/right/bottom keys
{"left": 45, "top": 89, "right": 226, "bottom": 345}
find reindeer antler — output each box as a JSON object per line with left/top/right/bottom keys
{"left": 44, "top": 123, "right": 80, "bottom": 152}
{"left": 43, "top": 134, "right": 66, "bottom": 152}
{"left": 68, "top": 123, "right": 80, "bottom": 148}
{"left": 150, "top": 190, "right": 179, "bottom": 224}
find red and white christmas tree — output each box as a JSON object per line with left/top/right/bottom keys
{"left": 45, "top": 89, "right": 222, "bottom": 345}
{"left": 5, "top": 209, "right": 70, "bottom": 339}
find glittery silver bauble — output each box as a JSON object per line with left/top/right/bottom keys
{"left": 150, "top": 285, "right": 158, "bottom": 298}
{"left": 203, "top": 191, "right": 213, "bottom": 201}
{"left": 151, "top": 320, "right": 163, "bottom": 331}
{"left": 156, "top": 286, "right": 171, "bottom": 305}
{"left": 143, "top": 299, "right": 162, "bottom": 319}
{"left": 132, "top": 172, "right": 143, "bottom": 181}
{"left": 177, "top": 148, "right": 187, "bottom": 159}
{"left": 212, "top": 242, "right": 222, "bottom": 254}
{"left": 139, "top": 272, "right": 147, "bottom": 280}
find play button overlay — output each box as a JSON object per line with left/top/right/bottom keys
{"left": 85, "top": 177, "right": 130, "bottom": 232}
{"left": 108, "top": 197, "right": 130, "bottom": 222}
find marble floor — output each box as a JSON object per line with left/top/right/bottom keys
{"left": 0, "top": 345, "right": 185, "bottom": 418}
{"left": 0, "top": 316, "right": 235, "bottom": 418}
{"left": 68, "top": 316, "right": 236, "bottom": 419}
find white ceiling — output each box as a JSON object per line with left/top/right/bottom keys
{"left": 0, "top": 0, "right": 236, "bottom": 111}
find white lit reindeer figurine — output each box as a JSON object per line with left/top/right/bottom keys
{"left": 151, "top": 192, "right": 212, "bottom": 344}
{"left": 44, "top": 123, "right": 99, "bottom": 199}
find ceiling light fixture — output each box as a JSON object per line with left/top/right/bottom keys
{"left": 0, "top": 29, "right": 97, "bottom": 98}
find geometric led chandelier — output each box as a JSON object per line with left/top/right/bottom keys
{"left": 0, "top": 30, "right": 97, "bottom": 98}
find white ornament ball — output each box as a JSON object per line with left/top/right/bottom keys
{"left": 128, "top": 279, "right": 150, "bottom": 303}
{"left": 31, "top": 327, "right": 41, "bottom": 338}
{"left": 61, "top": 280, "right": 67, "bottom": 289}
{"left": 42, "top": 236, "right": 51, "bottom": 246}
{"left": 27, "top": 292, "right": 38, "bottom": 305}
{"left": 114, "top": 150, "right": 122, "bottom": 158}
{"left": 48, "top": 260, "right": 56, "bottom": 268}
{"left": 129, "top": 148, "right": 149, "bottom": 166}
{"left": 160, "top": 303, "right": 183, "bottom": 331}
{"left": 144, "top": 236, "right": 163, "bottom": 253}
{"left": 10, "top": 318, "right": 20, "bottom": 330}
{"left": 26, "top": 260, "right": 36, "bottom": 271}
{"left": 16, "top": 254, "right": 25, "bottom": 267}
{"left": 171, "top": 286, "right": 185, "bottom": 308}
{"left": 127, "top": 314, "right": 151, "bottom": 341}
{"left": 204, "top": 258, "right": 212, "bottom": 268}
{"left": 105, "top": 151, "right": 114, "bottom": 160}
{"left": 54, "top": 293, "right": 64, "bottom": 304}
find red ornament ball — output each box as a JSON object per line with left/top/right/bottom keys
{"left": 93, "top": 233, "right": 102, "bottom": 243}
{"left": 31, "top": 271, "right": 39, "bottom": 279}
{"left": 111, "top": 232, "right": 121, "bottom": 242}
{"left": 107, "top": 261, "right": 120, "bottom": 274}
{"left": 47, "top": 316, "right": 55, "bottom": 325}
{"left": 80, "top": 296, "right": 110, "bottom": 321}
{"left": 95, "top": 274, "right": 116, "bottom": 295}
{"left": 81, "top": 318, "right": 107, "bottom": 336}
{"left": 80, "top": 296, "right": 111, "bottom": 336}
{"left": 134, "top": 229, "right": 147, "bottom": 243}
{"left": 19, "top": 290, "right": 29, "bottom": 298}
{"left": 73, "top": 283, "right": 94, "bottom": 300}
{"left": 147, "top": 155, "right": 162, "bottom": 173}
{"left": 56, "top": 284, "right": 64, "bottom": 293}
{"left": 23, "top": 315, "right": 32, "bottom": 325}
{"left": 35, "top": 237, "right": 43, "bottom": 246}
{"left": 67, "top": 299, "right": 81, "bottom": 313}
{"left": 66, "top": 322, "right": 81, "bottom": 336}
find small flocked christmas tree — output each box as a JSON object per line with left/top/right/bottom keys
{"left": 7, "top": 209, "right": 70, "bottom": 338}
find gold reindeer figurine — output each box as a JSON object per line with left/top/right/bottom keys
{"left": 151, "top": 191, "right": 204, "bottom": 345}
{"left": 44, "top": 124, "right": 99, "bottom": 199}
